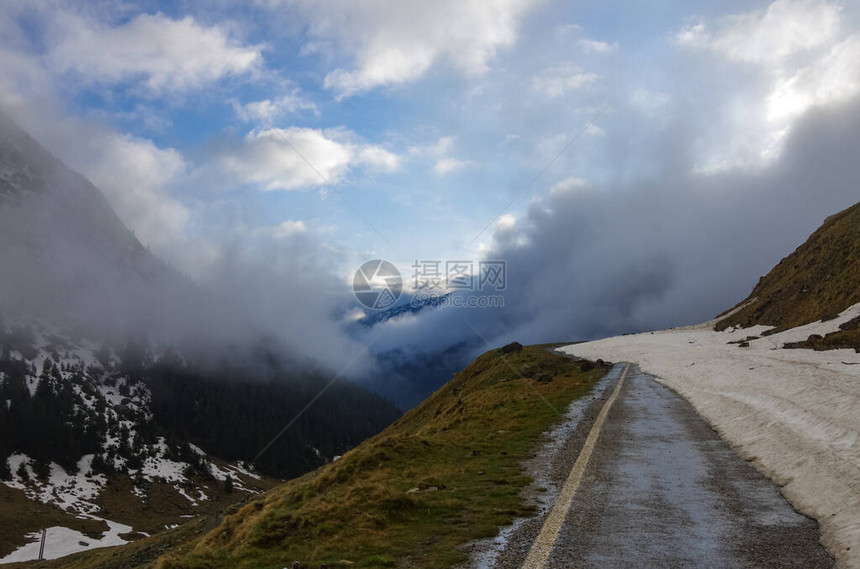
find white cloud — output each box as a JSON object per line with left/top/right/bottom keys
{"left": 81, "top": 132, "right": 189, "bottom": 246}
{"left": 549, "top": 176, "right": 590, "bottom": 197}
{"left": 676, "top": 0, "right": 841, "bottom": 63}
{"left": 532, "top": 62, "right": 598, "bottom": 97}
{"left": 271, "top": 0, "right": 537, "bottom": 97}
{"left": 411, "top": 136, "right": 455, "bottom": 157}
{"left": 496, "top": 213, "right": 517, "bottom": 230}
{"left": 0, "top": 5, "right": 217, "bottom": 275}
{"left": 675, "top": 0, "right": 858, "bottom": 171}
{"left": 222, "top": 126, "right": 399, "bottom": 191}
{"left": 675, "top": 23, "right": 706, "bottom": 47}
{"left": 47, "top": 12, "right": 262, "bottom": 94}
{"left": 580, "top": 39, "right": 619, "bottom": 53}
{"left": 408, "top": 136, "right": 471, "bottom": 175}
{"left": 585, "top": 123, "right": 605, "bottom": 136}
{"left": 234, "top": 91, "right": 319, "bottom": 122}
{"left": 263, "top": 219, "right": 309, "bottom": 239}
{"left": 630, "top": 88, "right": 671, "bottom": 112}
{"left": 409, "top": 136, "right": 457, "bottom": 159}
{"left": 558, "top": 24, "right": 583, "bottom": 35}
{"left": 767, "top": 35, "right": 860, "bottom": 123}
{"left": 356, "top": 145, "right": 401, "bottom": 171}
{"left": 434, "top": 157, "right": 472, "bottom": 175}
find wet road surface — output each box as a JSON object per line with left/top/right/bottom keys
{"left": 495, "top": 365, "right": 832, "bottom": 568}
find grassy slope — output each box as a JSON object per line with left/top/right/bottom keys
{"left": 150, "top": 345, "right": 610, "bottom": 569}
{"left": 91, "top": 464, "right": 278, "bottom": 536}
{"left": 716, "top": 201, "right": 860, "bottom": 347}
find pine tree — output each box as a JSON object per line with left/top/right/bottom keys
{"left": 16, "top": 460, "right": 29, "bottom": 481}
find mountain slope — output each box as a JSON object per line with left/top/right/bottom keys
{"left": 138, "top": 346, "right": 610, "bottom": 569}
{"left": 0, "top": 112, "right": 401, "bottom": 560}
{"left": 0, "top": 110, "right": 172, "bottom": 323}
{"left": 716, "top": 200, "right": 860, "bottom": 334}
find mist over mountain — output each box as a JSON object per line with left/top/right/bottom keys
{"left": 338, "top": 99, "right": 860, "bottom": 410}
{"left": 0, "top": 111, "right": 400, "bottom": 487}
{"left": 2, "top": 0, "right": 859, "bottom": 412}
{"left": 9, "top": 93, "right": 855, "bottom": 416}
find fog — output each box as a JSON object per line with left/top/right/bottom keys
{"left": 2, "top": 94, "right": 859, "bottom": 407}
{"left": 354, "top": 98, "right": 860, "bottom": 404}
{"left": 0, "top": 109, "right": 369, "bottom": 381}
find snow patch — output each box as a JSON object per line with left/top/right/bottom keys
{"left": 140, "top": 439, "right": 187, "bottom": 483}
{"left": 0, "top": 517, "right": 131, "bottom": 564}
{"left": 36, "top": 456, "right": 106, "bottom": 514}
{"left": 176, "top": 486, "right": 199, "bottom": 506}
{"left": 3, "top": 454, "right": 106, "bottom": 515}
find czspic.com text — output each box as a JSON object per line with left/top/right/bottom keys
{"left": 411, "top": 293, "right": 504, "bottom": 309}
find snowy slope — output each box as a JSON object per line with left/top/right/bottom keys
{"left": 0, "top": 517, "right": 131, "bottom": 564}
{"left": 0, "top": 318, "right": 265, "bottom": 552}
{"left": 560, "top": 302, "right": 860, "bottom": 568}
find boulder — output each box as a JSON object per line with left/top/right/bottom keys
{"left": 498, "top": 342, "right": 523, "bottom": 354}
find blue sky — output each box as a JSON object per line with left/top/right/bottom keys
{"left": 2, "top": 0, "right": 860, "bottom": 377}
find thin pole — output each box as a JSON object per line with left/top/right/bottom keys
{"left": 38, "top": 529, "right": 46, "bottom": 560}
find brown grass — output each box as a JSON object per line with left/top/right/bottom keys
{"left": 716, "top": 200, "right": 860, "bottom": 347}
{"left": 783, "top": 316, "right": 860, "bottom": 353}
{"left": 149, "top": 346, "right": 610, "bottom": 569}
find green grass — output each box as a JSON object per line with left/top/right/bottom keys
{"left": 155, "top": 346, "right": 609, "bottom": 569}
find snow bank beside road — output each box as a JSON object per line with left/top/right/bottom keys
{"left": 560, "top": 302, "right": 860, "bottom": 568}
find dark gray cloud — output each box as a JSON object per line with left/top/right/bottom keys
{"left": 360, "top": 97, "right": 860, "bottom": 406}
{"left": 474, "top": 98, "right": 860, "bottom": 345}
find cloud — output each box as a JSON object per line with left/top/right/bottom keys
{"left": 630, "top": 89, "right": 671, "bottom": 113}
{"left": 767, "top": 35, "right": 860, "bottom": 123}
{"left": 434, "top": 157, "right": 472, "bottom": 176}
{"left": 0, "top": 106, "right": 376, "bottom": 376}
{"left": 270, "top": 0, "right": 537, "bottom": 97}
{"left": 676, "top": 0, "right": 841, "bottom": 63}
{"left": 584, "top": 123, "right": 605, "bottom": 136}
{"left": 76, "top": 132, "right": 189, "bottom": 247}
{"left": 221, "top": 126, "right": 399, "bottom": 191}
{"left": 549, "top": 176, "right": 590, "bottom": 197}
{"left": 234, "top": 91, "right": 319, "bottom": 122}
{"left": 372, "top": 97, "right": 860, "bottom": 390}
{"left": 496, "top": 213, "right": 517, "bottom": 230}
{"left": 409, "top": 136, "right": 455, "bottom": 157}
{"left": 675, "top": 0, "right": 856, "bottom": 171}
{"left": 261, "top": 219, "right": 308, "bottom": 238}
{"left": 580, "top": 39, "right": 619, "bottom": 53}
{"left": 531, "top": 62, "right": 598, "bottom": 97}
{"left": 47, "top": 12, "right": 262, "bottom": 94}
{"left": 408, "top": 135, "right": 472, "bottom": 175}
{"left": 1, "top": 102, "right": 217, "bottom": 276}
{"left": 479, "top": 98, "right": 860, "bottom": 345}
